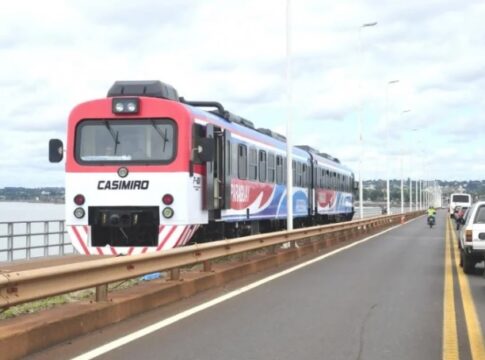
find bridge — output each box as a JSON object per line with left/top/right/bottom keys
{"left": 1, "top": 211, "right": 484, "bottom": 359}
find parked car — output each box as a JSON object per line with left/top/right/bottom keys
{"left": 458, "top": 201, "right": 485, "bottom": 274}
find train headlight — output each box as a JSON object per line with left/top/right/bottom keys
{"left": 112, "top": 98, "right": 140, "bottom": 114}
{"left": 114, "top": 102, "right": 125, "bottom": 112}
{"left": 74, "top": 207, "right": 85, "bottom": 219}
{"left": 162, "top": 207, "right": 174, "bottom": 219}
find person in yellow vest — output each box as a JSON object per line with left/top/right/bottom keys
{"left": 427, "top": 206, "right": 436, "bottom": 225}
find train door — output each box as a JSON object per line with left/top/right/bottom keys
{"left": 205, "top": 124, "right": 231, "bottom": 220}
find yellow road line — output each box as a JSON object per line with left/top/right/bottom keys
{"left": 443, "top": 217, "right": 459, "bottom": 360}
{"left": 449, "top": 217, "right": 485, "bottom": 360}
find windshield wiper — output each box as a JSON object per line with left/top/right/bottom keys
{"left": 104, "top": 121, "right": 120, "bottom": 154}
{"left": 151, "top": 121, "right": 170, "bottom": 152}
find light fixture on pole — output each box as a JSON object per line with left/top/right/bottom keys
{"left": 285, "top": 0, "right": 293, "bottom": 230}
{"left": 385, "top": 79, "right": 399, "bottom": 215}
{"left": 357, "top": 21, "right": 378, "bottom": 219}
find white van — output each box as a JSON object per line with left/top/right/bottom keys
{"left": 449, "top": 193, "right": 472, "bottom": 218}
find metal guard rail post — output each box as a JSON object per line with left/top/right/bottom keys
{"left": 0, "top": 211, "right": 424, "bottom": 308}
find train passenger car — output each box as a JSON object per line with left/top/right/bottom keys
{"left": 49, "top": 80, "right": 355, "bottom": 255}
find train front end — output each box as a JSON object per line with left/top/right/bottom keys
{"left": 50, "top": 81, "right": 206, "bottom": 255}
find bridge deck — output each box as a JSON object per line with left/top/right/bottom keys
{"left": 25, "top": 211, "right": 485, "bottom": 359}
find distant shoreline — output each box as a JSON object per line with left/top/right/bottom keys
{"left": 0, "top": 200, "right": 64, "bottom": 205}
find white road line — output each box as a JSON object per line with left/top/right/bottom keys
{"left": 72, "top": 219, "right": 417, "bottom": 360}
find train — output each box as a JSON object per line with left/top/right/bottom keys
{"left": 49, "top": 80, "right": 356, "bottom": 255}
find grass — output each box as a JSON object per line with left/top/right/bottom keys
{"left": 0, "top": 278, "right": 143, "bottom": 320}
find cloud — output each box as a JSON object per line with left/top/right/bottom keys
{"left": 1, "top": 0, "right": 485, "bottom": 187}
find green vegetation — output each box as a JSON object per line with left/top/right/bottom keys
{"left": 0, "top": 279, "right": 140, "bottom": 320}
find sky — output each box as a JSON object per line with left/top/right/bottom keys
{"left": 1, "top": 0, "right": 484, "bottom": 187}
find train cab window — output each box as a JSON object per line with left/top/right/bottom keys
{"left": 77, "top": 119, "right": 176, "bottom": 164}
{"left": 268, "top": 153, "right": 275, "bottom": 183}
{"left": 259, "top": 150, "right": 267, "bottom": 182}
{"left": 249, "top": 148, "right": 258, "bottom": 181}
{"left": 276, "top": 155, "right": 283, "bottom": 184}
{"left": 238, "top": 144, "right": 247, "bottom": 179}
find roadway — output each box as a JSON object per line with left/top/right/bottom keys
{"left": 26, "top": 211, "right": 485, "bottom": 359}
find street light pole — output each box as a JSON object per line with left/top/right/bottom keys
{"left": 409, "top": 177, "right": 412, "bottom": 212}
{"left": 400, "top": 109, "right": 411, "bottom": 214}
{"left": 357, "top": 21, "right": 378, "bottom": 219}
{"left": 285, "top": 0, "right": 293, "bottom": 230}
{"left": 385, "top": 79, "right": 399, "bottom": 215}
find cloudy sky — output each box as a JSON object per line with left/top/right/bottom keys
{"left": 1, "top": 0, "right": 483, "bottom": 187}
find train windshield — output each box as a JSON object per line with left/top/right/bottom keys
{"left": 75, "top": 119, "right": 176, "bottom": 164}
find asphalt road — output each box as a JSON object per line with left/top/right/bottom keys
{"left": 28, "top": 211, "right": 485, "bottom": 360}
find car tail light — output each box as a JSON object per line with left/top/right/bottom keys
{"left": 162, "top": 194, "right": 174, "bottom": 205}
{"left": 465, "top": 230, "right": 473, "bottom": 242}
{"left": 74, "top": 194, "right": 85, "bottom": 205}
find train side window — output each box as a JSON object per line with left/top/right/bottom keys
{"left": 296, "top": 162, "right": 302, "bottom": 186}
{"left": 283, "top": 157, "right": 287, "bottom": 185}
{"left": 302, "top": 164, "right": 307, "bottom": 187}
{"left": 238, "top": 144, "right": 247, "bottom": 179}
{"left": 268, "top": 153, "right": 275, "bottom": 183}
{"left": 249, "top": 147, "right": 258, "bottom": 181}
{"left": 276, "top": 155, "right": 283, "bottom": 184}
{"left": 231, "top": 143, "right": 238, "bottom": 177}
{"left": 259, "top": 150, "right": 267, "bottom": 182}
{"left": 192, "top": 124, "right": 205, "bottom": 164}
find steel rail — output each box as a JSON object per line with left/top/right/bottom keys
{"left": 0, "top": 212, "right": 423, "bottom": 308}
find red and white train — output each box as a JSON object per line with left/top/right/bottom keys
{"left": 49, "top": 81, "right": 356, "bottom": 255}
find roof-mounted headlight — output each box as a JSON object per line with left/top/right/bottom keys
{"left": 112, "top": 98, "right": 140, "bottom": 115}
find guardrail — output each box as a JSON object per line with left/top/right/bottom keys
{"left": 0, "top": 211, "right": 423, "bottom": 308}
{"left": 0, "top": 220, "right": 73, "bottom": 262}
{"left": 0, "top": 207, "right": 397, "bottom": 263}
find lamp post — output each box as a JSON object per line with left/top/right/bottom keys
{"left": 285, "top": 0, "right": 293, "bottom": 230}
{"left": 385, "top": 79, "right": 399, "bottom": 215}
{"left": 409, "top": 177, "right": 412, "bottom": 212}
{"left": 357, "top": 21, "right": 378, "bottom": 219}
{"left": 400, "top": 109, "right": 411, "bottom": 214}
